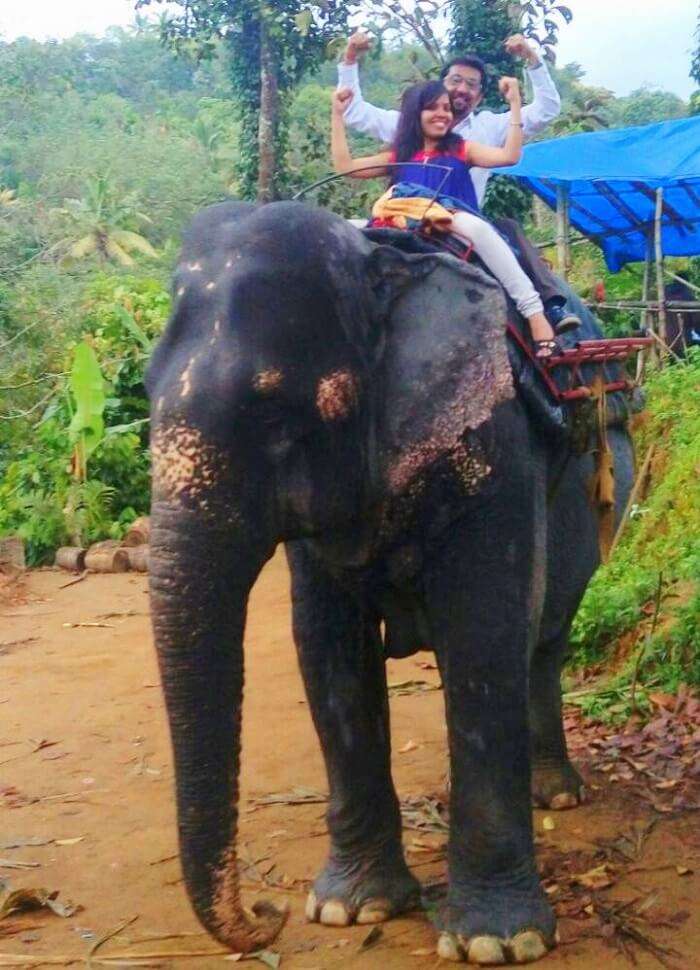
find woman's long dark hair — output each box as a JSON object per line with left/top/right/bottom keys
{"left": 390, "top": 80, "right": 463, "bottom": 183}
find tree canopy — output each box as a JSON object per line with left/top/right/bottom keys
{"left": 135, "top": 0, "right": 358, "bottom": 199}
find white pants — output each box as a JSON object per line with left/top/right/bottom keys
{"left": 451, "top": 212, "right": 544, "bottom": 319}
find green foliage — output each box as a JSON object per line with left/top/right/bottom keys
{"left": 691, "top": 8, "right": 700, "bottom": 89}
{"left": 54, "top": 174, "right": 159, "bottom": 267}
{"left": 137, "top": 0, "right": 358, "bottom": 200}
{"left": 450, "top": 0, "right": 571, "bottom": 105}
{"left": 606, "top": 87, "right": 688, "bottom": 128}
{"left": 68, "top": 342, "right": 106, "bottom": 479}
{"left": 0, "top": 274, "right": 168, "bottom": 562}
{"left": 482, "top": 174, "right": 532, "bottom": 221}
{"left": 569, "top": 352, "right": 700, "bottom": 698}
{"left": 449, "top": 0, "right": 514, "bottom": 106}
{"left": 548, "top": 63, "right": 613, "bottom": 135}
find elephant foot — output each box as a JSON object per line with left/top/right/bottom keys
{"left": 437, "top": 929, "right": 552, "bottom": 964}
{"left": 436, "top": 887, "right": 556, "bottom": 965}
{"left": 531, "top": 759, "right": 586, "bottom": 810}
{"left": 305, "top": 850, "right": 421, "bottom": 927}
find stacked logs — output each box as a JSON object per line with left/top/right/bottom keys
{"left": 122, "top": 517, "right": 150, "bottom": 573}
{"left": 55, "top": 517, "right": 150, "bottom": 574}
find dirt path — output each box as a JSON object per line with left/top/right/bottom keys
{"left": 1, "top": 552, "right": 698, "bottom": 968}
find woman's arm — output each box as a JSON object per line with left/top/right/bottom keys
{"left": 467, "top": 77, "right": 524, "bottom": 169}
{"left": 331, "top": 88, "right": 391, "bottom": 179}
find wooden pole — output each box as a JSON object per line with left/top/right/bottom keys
{"left": 609, "top": 444, "right": 655, "bottom": 557}
{"left": 555, "top": 183, "right": 570, "bottom": 279}
{"left": 641, "top": 233, "right": 652, "bottom": 331}
{"left": 654, "top": 187, "right": 668, "bottom": 347}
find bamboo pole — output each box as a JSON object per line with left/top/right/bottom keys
{"left": 654, "top": 187, "right": 668, "bottom": 347}
{"left": 609, "top": 444, "right": 655, "bottom": 558}
{"left": 555, "top": 183, "right": 570, "bottom": 279}
{"left": 585, "top": 300, "right": 700, "bottom": 311}
{"left": 665, "top": 269, "right": 700, "bottom": 296}
{"left": 641, "top": 232, "right": 652, "bottom": 331}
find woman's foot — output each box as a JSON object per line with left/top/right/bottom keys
{"left": 533, "top": 338, "right": 559, "bottom": 360}
{"left": 528, "top": 312, "right": 559, "bottom": 359}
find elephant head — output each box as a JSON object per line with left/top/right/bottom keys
{"left": 145, "top": 201, "right": 513, "bottom": 952}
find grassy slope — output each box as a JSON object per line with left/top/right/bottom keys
{"left": 567, "top": 350, "right": 700, "bottom": 718}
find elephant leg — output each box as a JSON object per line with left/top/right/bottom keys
{"left": 286, "top": 541, "right": 420, "bottom": 928}
{"left": 425, "top": 509, "right": 556, "bottom": 965}
{"left": 529, "top": 629, "right": 586, "bottom": 810}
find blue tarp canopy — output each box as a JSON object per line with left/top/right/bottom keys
{"left": 494, "top": 116, "right": 700, "bottom": 272}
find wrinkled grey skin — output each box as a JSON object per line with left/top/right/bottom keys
{"left": 145, "top": 201, "right": 633, "bottom": 964}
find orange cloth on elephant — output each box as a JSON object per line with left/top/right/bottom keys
{"left": 371, "top": 189, "right": 454, "bottom": 232}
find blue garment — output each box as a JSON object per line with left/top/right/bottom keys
{"left": 492, "top": 116, "right": 700, "bottom": 271}
{"left": 390, "top": 146, "right": 480, "bottom": 214}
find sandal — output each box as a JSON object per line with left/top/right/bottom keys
{"left": 533, "top": 338, "right": 559, "bottom": 360}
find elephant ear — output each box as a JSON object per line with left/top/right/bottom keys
{"left": 366, "top": 245, "right": 441, "bottom": 320}
{"left": 378, "top": 257, "right": 516, "bottom": 497}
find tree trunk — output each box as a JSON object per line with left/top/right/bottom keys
{"left": 257, "top": 15, "right": 279, "bottom": 203}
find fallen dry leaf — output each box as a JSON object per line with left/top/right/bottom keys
{"left": 0, "top": 838, "right": 52, "bottom": 850}
{"left": 0, "top": 859, "right": 41, "bottom": 870}
{"left": 62, "top": 621, "right": 114, "bottom": 629}
{"left": 574, "top": 864, "right": 616, "bottom": 890}
{"left": 399, "top": 740, "right": 419, "bottom": 754}
{"left": 0, "top": 886, "right": 79, "bottom": 920}
{"left": 542, "top": 816, "right": 556, "bottom": 832}
{"left": 29, "top": 739, "right": 60, "bottom": 754}
{"left": 359, "top": 925, "right": 383, "bottom": 949}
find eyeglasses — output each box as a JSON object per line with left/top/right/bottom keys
{"left": 444, "top": 74, "right": 482, "bottom": 92}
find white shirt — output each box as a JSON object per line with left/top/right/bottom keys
{"left": 337, "top": 60, "right": 561, "bottom": 206}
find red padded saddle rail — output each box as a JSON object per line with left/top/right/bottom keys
{"left": 506, "top": 325, "right": 652, "bottom": 403}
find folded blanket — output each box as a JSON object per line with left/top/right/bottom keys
{"left": 371, "top": 185, "right": 455, "bottom": 232}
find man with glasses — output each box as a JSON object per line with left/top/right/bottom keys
{"left": 337, "top": 32, "right": 579, "bottom": 333}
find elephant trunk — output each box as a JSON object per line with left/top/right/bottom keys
{"left": 149, "top": 500, "right": 287, "bottom": 952}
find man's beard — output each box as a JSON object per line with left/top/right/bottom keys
{"left": 451, "top": 95, "right": 472, "bottom": 119}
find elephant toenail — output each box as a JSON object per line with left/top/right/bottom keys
{"left": 319, "top": 900, "right": 352, "bottom": 926}
{"left": 304, "top": 890, "right": 318, "bottom": 922}
{"left": 466, "top": 936, "right": 507, "bottom": 965}
{"left": 356, "top": 899, "right": 391, "bottom": 924}
{"left": 550, "top": 792, "right": 578, "bottom": 810}
{"left": 437, "top": 931, "right": 465, "bottom": 961}
{"left": 510, "top": 930, "right": 549, "bottom": 963}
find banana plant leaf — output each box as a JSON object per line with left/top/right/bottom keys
{"left": 68, "top": 342, "right": 106, "bottom": 472}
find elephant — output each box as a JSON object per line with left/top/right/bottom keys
{"left": 145, "top": 199, "right": 634, "bottom": 965}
